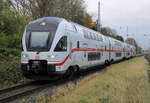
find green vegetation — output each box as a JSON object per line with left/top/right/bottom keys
{"left": 31, "top": 57, "right": 150, "bottom": 103}
{"left": 0, "top": 1, "right": 27, "bottom": 87}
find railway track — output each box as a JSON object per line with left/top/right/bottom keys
{"left": 0, "top": 80, "right": 60, "bottom": 103}
{"left": 0, "top": 81, "right": 33, "bottom": 102}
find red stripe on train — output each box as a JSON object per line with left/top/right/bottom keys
{"left": 49, "top": 48, "right": 130, "bottom": 66}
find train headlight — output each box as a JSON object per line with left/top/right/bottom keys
{"left": 48, "top": 55, "right": 56, "bottom": 59}
{"left": 22, "top": 54, "right": 28, "bottom": 58}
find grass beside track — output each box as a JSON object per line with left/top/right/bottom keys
{"left": 25, "top": 57, "right": 150, "bottom": 103}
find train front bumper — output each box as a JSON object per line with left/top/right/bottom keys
{"left": 21, "top": 61, "right": 65, "bottom": 80}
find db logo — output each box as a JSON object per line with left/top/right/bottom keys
{"left": 35, "top": 56, "right": 40, "bottom": 60}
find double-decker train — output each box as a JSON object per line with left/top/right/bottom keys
{"left": 21, "top": 17, "right": 136, "bottom": 80}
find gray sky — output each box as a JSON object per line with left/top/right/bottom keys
{"left": 85, "top": 0, "right": 150, "bottom": 50}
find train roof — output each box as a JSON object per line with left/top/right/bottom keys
{"left": 27, "top": 17, "right": 135, "bottom": 48}
{"left": 29, "top": 17, "right": 64, "bottom": 25}
{"left": 27, "top": 17, "right": 65, "bottom": 31}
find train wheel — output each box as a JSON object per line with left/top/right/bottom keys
{"left": 61, "top": 67, "right": 75, "bottom": 80}
{"left": 105, "top": 60, "right": 110, "bottom": 66}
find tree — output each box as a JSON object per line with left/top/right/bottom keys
{"left": 9, "top": 0, "right": 87, "bottom": 25}
{"left": 83, "top": 13, "right": 95, "bottom": 28}
{"left": 100, "top": 27, "right": 124, "bottom": 41}
{"left": 125, "top": 38, "right": 142, "bottom": 54}
{"left": 0, "top": 0, "right": 30, "bottom": 35}
{"left": 0, "top": 0, "right": 10, "bottom": 13}
{"left": 101, "top": 27, "right": 117, "bottom": 37}
{"left": 125, "top": 38, "right": 138, "bottom": 47}
{"left": 114, "top": 35, "right": 124, "bottom": 42}
{"left": 0, "top": 10, "right": 27, "bottom": 35}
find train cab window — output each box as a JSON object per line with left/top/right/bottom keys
{"left": 28, "top": 32, "right": 50, "bottom": 51}
{"left": 54, "top": 36, "right": 67, "bottom": 52}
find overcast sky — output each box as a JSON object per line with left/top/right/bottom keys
{"left": 85, "top": 0, "right": 150, "bottom": 50}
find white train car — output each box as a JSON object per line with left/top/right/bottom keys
{"left": 130, "top": 45, "right": 136, "bottom": 57}
{"left": 21, "top": 17, "right": 135, "bottom": 80}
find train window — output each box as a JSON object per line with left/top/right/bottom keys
{"left": 96, "top": 52, "right": 101, "bottom": 60}
{"left": 86, "top": 31, "right": 90, "bottom": 39}
{"left": 115, "top": 41, "right": 121, "bottom": 46}
{"left": 21, "top": 39, "right": 24, "bottom": 51}
{"left": 88, "top": 52, "right": 101, "bottom": 61}
{"left": 54, "top": 36, "right": 67, "bottom": 52}
{"left": 83, "top": 30, "right": 86, "bottom": 38}
{"left": 89, "top": 32, "right": 93, "bottom": 39}
{"left": 77, "top": 41, "right": 80, "bottom": 48}
{"left": 86, "top": 33, "right": 89, "bottom": 39}
{"left": 98, "top": 35, "right": 103, "bottom": 41}
{"left": 116, "top": 53, "right": 122, "bottom": 57}
{"left": 101, "top": 36, "right": 103, "bottom": 41}
{"left": 73, "top": 25, "right": 77, "bottom": 31}
{"left": 105, "top": 45, "right": 107, "bottom": 50}
{"left": 84, "top": 33, "right": 88, "bottom": 39}
{"left": 87, "top": 32, "right": 91, "bottom": 39}
{"left": 91, "top": 33, "right": 95, "bottom": 40}
{"left": 96, "top": 34, "right": 99, "bottom": 41}
{"left": 83, "top": 30, "right": 92, "bottom": 40}
{"left": 92, "top": 33, "right": 95, "bottom": 40}
{"left": 93, "top": 33, "right": 97, "bottom": 40}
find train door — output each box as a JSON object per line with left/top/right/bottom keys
{"left": 69, "top": 38, "right": 73, "bottom": 59}
{"left": 123, "top": 45, "right": 126, "bottom": 58}
{"left": 108, "top": 38, "right": 111, "bottom": 61}
{"left": 82, "top": 43, "right": 88, "bottom": 67}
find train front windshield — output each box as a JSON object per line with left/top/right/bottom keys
{"left": 29, "top": 32, "right": 49, "bottom": 49}
{"left": 26, "top": 31, "right": 54, "bottom": 52}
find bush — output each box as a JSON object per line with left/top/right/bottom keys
{"left": 0, "top": 33, "right": 22, "bottom": 50}
{"left": 0, "top": 55, "right": 25, "bottom": 87}
{"left": 0, "top": 33, "right": 24, "bottom": 87}
{"left": 0, "top": 6, "right": 27, "bottom": 86}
